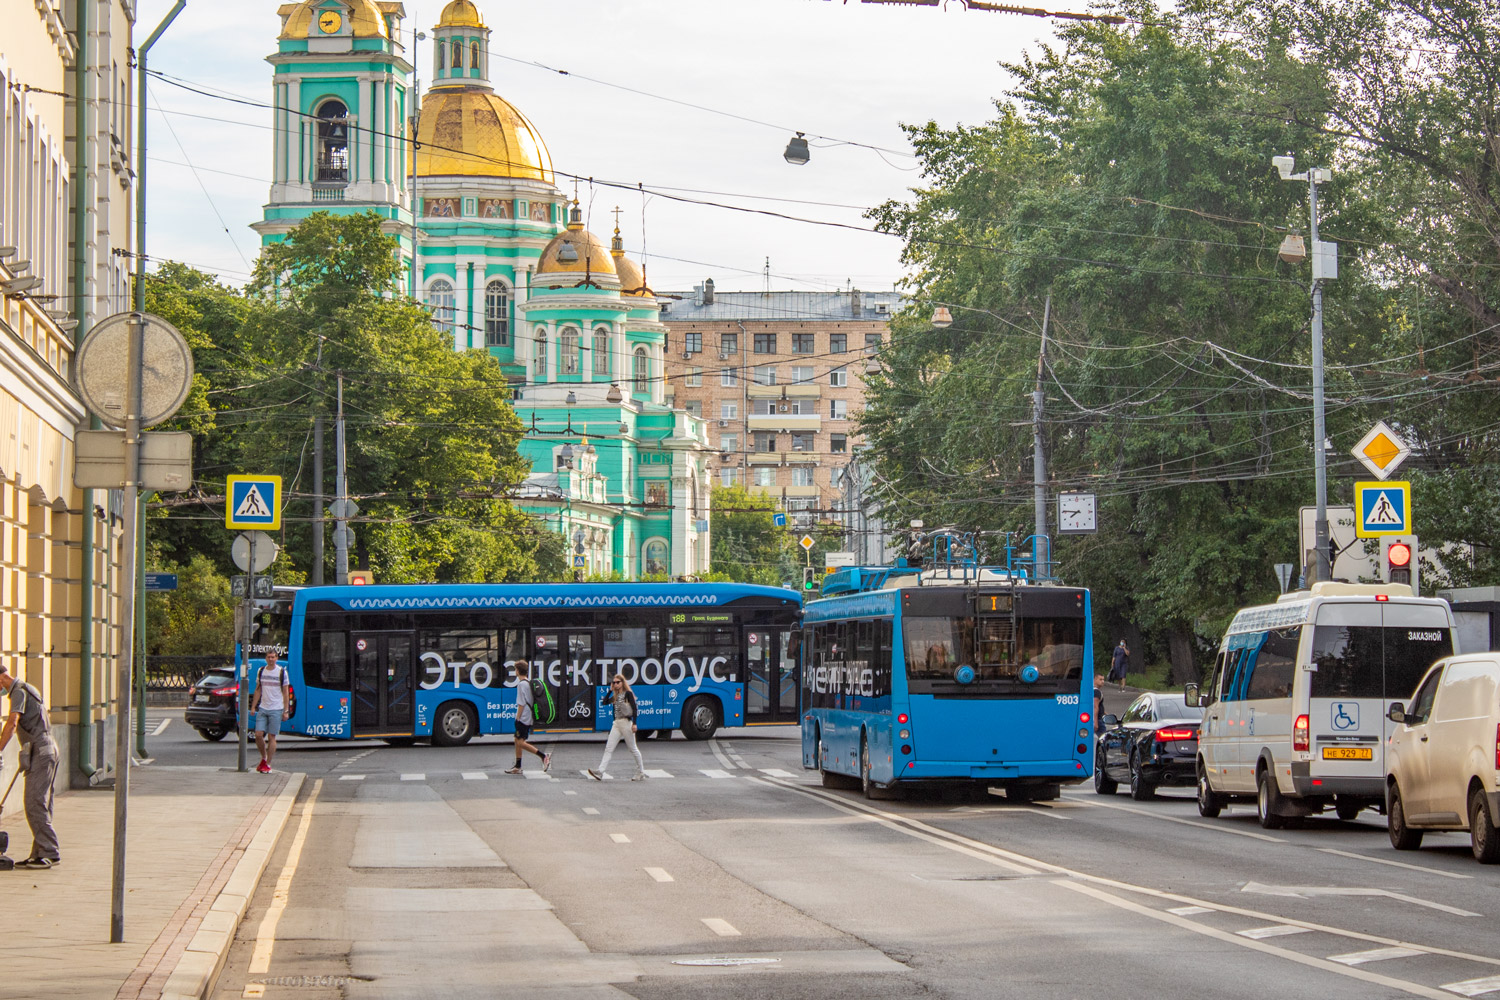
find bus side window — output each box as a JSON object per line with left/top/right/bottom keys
{"left": 1220, "top": 648, "right": 1246, "bottom": 702}
{"left": 318, "top": 631, "right": 349, "bottom": 688}
{"left": 876, "top": 618, "right": 893, "bottom": 697}
{"left": 1245, "top": 627, "right": 1297, "bottom": 699}
{"left": 1203, "top": 651, "right": 1225, "bottom": 707}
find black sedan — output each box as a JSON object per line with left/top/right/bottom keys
{"left": 1095, "top": 692, "right": 1202, "bottom": 800}
{"left": 184, "top": 667, "right": 239, "bottom": 741}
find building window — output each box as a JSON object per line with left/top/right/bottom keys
{"left": 751, "top": 399, "right": 777, "bottom": 416}
{"left": 791, "top": 366, "right": 815, "bottom": 384}
{"left": 791, "top": 432, "right": 814, "bottom": 451}
{"left": 831, "top": 433, "right": 848, "bottom": 453}
{"left": 427, "top": 279, "right": 456, "bottom": 335}
{"left": 720, "top": 402, "right": 738, "bottom": 420}
{"left": 830, "top": 399, "right": 848, "bottom": 419}
{"left": 754, "top": 333, "right": 777, "bottom": 354}
{"left": 593, "top": 328, "right": 610, "bottom": 374}
{"left": 471, "top": 41, "right": 481, "bottom": 72}
{"left": 721, "top": 433, "right": 739, "bottom": 452}
{"left": 754, "top": 431, "right": 778, "bottom": 453}
{"left": 830, "top": 333, "right": 847, "bottom": 354}
{"left": 754, "top": 366, "right": 777, "bottom": 386}
{"left": 452, "top": 39, "right": 464, "bottom": 71}
{"left": 633, "top": 347, "right": 649, "bottom": 392}
{"left": 720, "top": 468, "right": 739, "bottom": 487}
{"left": 484, "top": 280, "right": 509, "bottom": 346}
{"left": 436, "top": 41, "right": 445, "bottom": 72}
{"left": 684, "top": 400, "right": 702, "bottom": 418}
{"left": 720, "top": 332, "right": 738, "bottom": 355}
{"left": 686, "top": 366, "right": 702, "bottom": 387}
{"left": 684, "top": 331, "right": 702, "bottom": 354}
{"left": 793, "top": 333, "right": 815, "bottom": 354}
{"left": 791, "top": 466, "right": 815, "bottom": 487}
{"left": 829, "top": 367, "right": 847, "bottom": 387}
{"left": 558, "top": 328, "right": 580, "bottom": 374}
{"left": 315, "top": 99, "right": 350, "bottom": 184}
{"left": 754, "top": 467, "right": 775, "bottom": 487}
{"left": 721, "top": 367, "right": 738, "bottom": 387}
{"left": 534, "top": 330, "right": 548, "bottom": 379}
{"left": 865, "top": 333, "right": 883, "bottom": 354}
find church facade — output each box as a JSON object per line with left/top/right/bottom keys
{"left": 255, "top": 0, "right": 712, "bottom": 579}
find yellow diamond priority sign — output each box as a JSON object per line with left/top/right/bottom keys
{"left": 1352, "top": 421, "right": 1410, "bottom": 481}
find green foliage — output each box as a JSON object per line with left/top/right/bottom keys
{"left": 143, "top": 554, "right": 235, "bottom": 656}
{"left": 147, "top": 212, "right": 558, "bottom": 584}
{"left": 709, "top": 486, "right": 796, "bottom": 585}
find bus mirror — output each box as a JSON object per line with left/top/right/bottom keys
{"left": 1183, "top": 682, "right": 1200, "bottom": 707}
{"left": 1387, "top": 703, "right": 1406, "bottom": 724}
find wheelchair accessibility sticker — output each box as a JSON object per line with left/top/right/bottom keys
{"left": 1332, "top": 702, "right": 1359, "bottom": 731}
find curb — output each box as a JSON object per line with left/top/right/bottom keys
{"left": 159, "top": 772, "right": 305, "bottom": 1000}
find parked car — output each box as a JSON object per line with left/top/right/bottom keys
{"left": 1385, "top": 653, "right": 1500, "bottom": 863}
{"left": 1095, "top": 692, "right": 1202, "bottom": 800}
{"left": 184, "top": 668, "right": 239, "bottom": 741}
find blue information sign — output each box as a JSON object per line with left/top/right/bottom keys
{"left": 143, "top": 573, "right": 178, "bottom": 591}
{"left": 773, "top": 513, "right": 787, "bottom": 527}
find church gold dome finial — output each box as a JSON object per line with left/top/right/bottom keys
{"left": 439, "top": 0, "right": 485, "bottom": 28}
{"left": 537, "top": 209, "right": 618, "bottom": 278}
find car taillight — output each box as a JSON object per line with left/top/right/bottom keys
{"left": 1155, "top": 728, "right": 1196, "bottom": 742}
{"left": 211, "top": 684, "right": 238, "bottom": 696}
{"left": 897, "top": 713, "right": 909, "bottom": 725}
{"left": 1293, "top": 714, "right": 1310, "bottom": 752}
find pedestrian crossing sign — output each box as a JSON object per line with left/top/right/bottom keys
{"left": 1354, "top": 481, "right": 1410, "bottom": 538}
{"left": 226, "top": 475, "right": 281, "bottom": 530}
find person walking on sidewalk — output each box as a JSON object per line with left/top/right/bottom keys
{"left": 506, "top": 662, "right": 552, "bottom": 775}
{"left": 0, "top": 664, "right": 60, "bottom": 869}
{"left": 250, "top": 649, "right": 291, "bottom": 773}
{"left": 1108, "top": 640, "right": 1130, "bottom": 691}
{"left": 588, "top": 674, "right": 645, "bottom": 781}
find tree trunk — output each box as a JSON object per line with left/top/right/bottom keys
{"left": 1167, "top": 628, "right": 1198, "bottom": 686}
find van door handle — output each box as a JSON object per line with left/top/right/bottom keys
{"left": 1419, "top": 735, "right": 1429, "bottom": 742}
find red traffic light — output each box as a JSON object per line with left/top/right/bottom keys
{"left": 348, "top": 571, "right": 373, "bottom": 586}
{"left": 1387, "top": 542, "right": 1412, "bottom": 568}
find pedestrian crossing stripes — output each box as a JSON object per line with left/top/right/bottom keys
{"left": 321, "top": 765, "right": 810, "bottom": 784}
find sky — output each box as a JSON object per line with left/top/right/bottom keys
{"left": 136, "top": 0, "right": 1064, "bottom": 293}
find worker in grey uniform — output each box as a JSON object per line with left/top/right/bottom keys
{"left": 0, "top": 664, "right": 60, "bottom": 868}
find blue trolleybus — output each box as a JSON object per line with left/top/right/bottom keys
{"left": 247, "top": 583, "right": 802, "bottom": 745}
{"left": 801, "top": 553, "right": 1095, "bottom": 799}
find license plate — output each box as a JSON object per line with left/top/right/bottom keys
{"left": 195, "top": 694, "right": 210, "bottom": 704}
{"left": 1322, "top": 747, "right": 1372, "bottom": 760}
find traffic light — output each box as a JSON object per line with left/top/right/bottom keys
{"left": 801, "top": 567, "right": 818, "bottom": 593}
{"left": 1382, "top": 536, "right": 1418, "bottom": 592}
{"left": 348, "top": 570, "right": 373, "bottom": 586}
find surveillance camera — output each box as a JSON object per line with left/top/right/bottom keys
{"left": 1271, "top": 155, "right": 1295, "bottom": 180}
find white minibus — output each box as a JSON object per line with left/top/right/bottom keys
{"left": 1189, "top": 582, "right": 1456, "bottom": 829}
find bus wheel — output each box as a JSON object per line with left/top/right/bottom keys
{"left": 860, "top": 736, "right": 894, "bottom": 801}
{"left": 680, "top": 696, "right": 720, "bottom": 741}
{"left": 820, "top": 738, "right": 858, "bottom": 790}
{"left": 433, "top": 702, "right": 478, "bottom": 747}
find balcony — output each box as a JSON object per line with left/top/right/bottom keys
{"left": 748, "top": 451, "right": 781, "bottom": 466}
{"left": 746, "top": 383, "right": 822, "bottom": 400}
{"left": 313, "top": 157, "right": 349, "bottom": 186}
{"left": 784, "top": 485, "right": 820, "bottom": 498}
{"left": 747, "top": 414, "right": 820, "bottom": 432}
{"left": 784, "top": 452, "right": 819, "bottom": 464}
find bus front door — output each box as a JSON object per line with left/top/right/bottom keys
{"left": 351, "top": 632, "right": 415, "bottom": 737}
{"left": 530, "top": 631, "right": 597, "bottom": 730}
{"left": 745, "top": 630, "right": 799, "bottom": 724}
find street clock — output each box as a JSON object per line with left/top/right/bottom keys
{"left": 1057, "top": 492, "right": 1098, "bottom": 534}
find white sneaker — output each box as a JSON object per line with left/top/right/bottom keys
{"left": 587, "top": 769, "right": 602, "bottom": 781}
{"left": 631, "top": 773, "right": 646, "bottom": 781}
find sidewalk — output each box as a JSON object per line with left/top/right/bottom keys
{"left": 1, "top": 763, "right": 303, "bottom": 1000}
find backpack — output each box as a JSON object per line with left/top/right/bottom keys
{"left": 528, "top": 677, "right": 556, "bottom": 725}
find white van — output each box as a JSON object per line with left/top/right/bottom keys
{"left": 1386, "top": 654, "right": 1500, "bottom": 863}
{"left": 1189, "top": 582, "right": 1456, "bottom": 829}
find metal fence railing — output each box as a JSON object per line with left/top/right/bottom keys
{"left": 145, "top": 655, "right": 233, "bottom": 694}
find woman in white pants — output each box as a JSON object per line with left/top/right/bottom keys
{"left": 588, "top": 674, "right": 645, "bottom": 780}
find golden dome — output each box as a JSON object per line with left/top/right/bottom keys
{"left": 438, "top": 0, "right": 485, "bottom": 27}
{"left": 613, "top": 250, "right": 646, "bottom": 296}
{"left": 538, "top": 214, "right": 618, "bottom": 277}
{"left": 414, "top": 89, "right": 553, "bottom": 182}
{"left": 279, "top": 1, "right": 391, "bottom": 40}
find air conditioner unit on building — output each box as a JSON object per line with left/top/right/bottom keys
{"left": 682, "top": 351, "right": 693, "bottom": 360}
{"left": 720, "top": 452, "right": 733, "bottom": 461}
{"left": 717, "top": 419, "right": 729, "bottom": 427}
{"left": 779, "top": 403, "right": 790, "bottom": 413}
{"left": 718, "top": 351, "right": 730, "bottom": 361}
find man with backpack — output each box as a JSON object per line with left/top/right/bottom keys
{"left": 506, "top": 662, "right": 552, "bottom": 775}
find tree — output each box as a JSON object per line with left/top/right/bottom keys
{"left": 710, "top": 486, "right": 796, "bottom": 585}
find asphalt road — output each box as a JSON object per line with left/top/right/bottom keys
{"left": 135, "top": 710, "right": 1500, "bottom": 1000}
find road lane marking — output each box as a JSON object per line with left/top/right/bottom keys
{"left": 524, "top": 770, "right": 551, "bottom": 780}
{"left": 759, "top": 768, "right": 796, "bottom": 778}
{"left": 1443, "top": 975, "right": 1500, "bottom": 997}
{"left": 643, "top": 769, "right": 674, "bottom": 778}
{"left": 461, "top": 772, "right": 488, "bottom": 780}
{"left": 610, "top": 833, "right": 631, "bottom": 844}
{"left": 700, "top": 769, "right": 734, "bottom": 779}
{"left": 582, "top": 807, "right": 600, "bottom": 815}
{"left": 1061, "top": 880, "right": 1456, "bottom": 1000}
{"left": 1072, "top": 796, "right": 1286, "bottom": 842}
{"left": 1317, "top": 847, "right": 1474, "bottom": 880}
{"left": 644, "top": 867, "right": 674, "bottom": 882}
{"left": 708, "top": 740, "right": 738, "bottom": 770}
{"left": 338, "top": 774, "right": 365, "bottom": 781}
{"left": 248, "top": 779, "right": 323, "bottom": 975}
{"left": 563, "top": 790, "right": 577, "bottom": 796}
{"left": 701, "top": 918, "right": 741, "bottom": 937}
{"left": 1242, "top": 881, "right": 1479, "bottom": 917}
{"left": 1330, "top": 947, "right": 1425, "bottom": 966}
{"left": 150, "top": 719, "right": 170, "bottom": 736}
{"left": 1168, "top": 905, "right": 1212, "bottom": 916}
{"left": 757, "top": 775, "right": 1500, "bottom": 973}
{"left": 400, "top": 773, "right": 424, "bottom": 782}
{"left": 1238, "top": 925, "right": 1312, "bottom": 940}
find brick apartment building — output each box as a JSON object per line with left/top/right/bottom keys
{"left": 660, "top": 283, "right": 903, "bottom": 527}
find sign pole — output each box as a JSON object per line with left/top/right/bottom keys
{"left": 238, "top": 535, "right": 256, "bottom": 773}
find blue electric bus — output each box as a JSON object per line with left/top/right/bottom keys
{"left": 241, "top": 583, "right": 801, "bottom": 745}
{"left": 801, "top": 551, "right": 1095, "bottom": 799}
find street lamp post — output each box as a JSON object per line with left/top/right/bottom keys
{"left": 1273, "top": 155, "right": 1338, "bottom": 583}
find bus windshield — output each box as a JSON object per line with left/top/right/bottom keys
{"left": 905, "top": 616, "right": 1084, "bottom": 684}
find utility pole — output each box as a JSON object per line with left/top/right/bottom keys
{"left": 1032, "top": 293, "right": 1051, "bottom": 578}
{"left": 312, "top": 417, "right": 324, "bottom": 585}
{"left": 334, "top": 373, "right": 349, "bottom": 585}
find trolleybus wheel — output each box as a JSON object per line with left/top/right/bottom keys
{"left": 432, "top": 702, "right": 478, "bottom": 747}
{"left": 680, "top": 696, "right": 720, "bottom": 741}
{"left": 861, "top": 735, "right": 894, "bottom": 800}
{"left": 820, "top": 737, "right": 858, "bottom": 790}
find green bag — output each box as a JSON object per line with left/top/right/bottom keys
{"left": 528, "top": 677, "right": 556, "bottom": 725}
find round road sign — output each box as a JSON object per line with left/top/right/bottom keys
{"left": 75, "top": 311, "right": 194, "bottom": 428}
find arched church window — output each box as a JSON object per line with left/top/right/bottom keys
{"left": 534, "top": 330, "right": 548, "bottom": 380}
{"left": 471, "top": 42, "right": 481, "bottom": 74}
{"left": 435, "top": 42, "right": 445, "bottom": 73}
{"left": 593, "top": 328, "right": 609, "bottom": 375}
{"left": 484, "top": 281, "right": 510, "bottom": 347}
{"left": 314, "top": 99, "right": 349, "bottom": 185}
{"left": 560, "top": 327, "right": 581, "bottom": 375}
{"left": 427, "top": 279, "right": 456, "bottom": 336}
{"left": 451, "top": 40, "right": 463, "bottom": 72}
{"left": 633, "top": 347, "right": 649, "bottom": 393}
